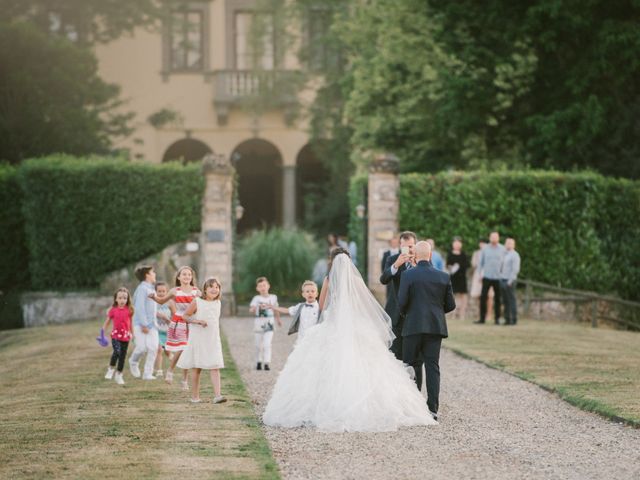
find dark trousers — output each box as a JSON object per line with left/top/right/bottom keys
{"left": 403, "top": 334, "right": 442, "bottom": 413}
{"left": 480, "top": 278, "right": 501, "bottom": 323}
{"left": 110, "top": 339, "right": 129, "bottom": 372}
{"left": 390, "top": 321, "right": 404, "bottom": 361}
{"left": 500, "top": 280, "right": 517, "bottom": 324}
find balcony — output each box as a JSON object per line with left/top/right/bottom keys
{"left": 212, "top": 70, "right": 301, "bottom": 125}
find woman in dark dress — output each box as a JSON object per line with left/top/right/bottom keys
{"left": 446, "top": 237, "right": 469, "bottom": 319}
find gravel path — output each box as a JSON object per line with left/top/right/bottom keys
{"left": 223, "top": 317, "right": 640, "bottom": 480}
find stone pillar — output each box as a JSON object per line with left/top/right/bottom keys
{"left": 199, "top": 153, "right": 235, "bottom": 315}
{"left": 367, "top": 153, "right": 400, "bottom": 302}
{"left": 282, "top": 165, "right": 296, "bottom": 228}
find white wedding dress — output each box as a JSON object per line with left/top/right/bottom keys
{"left": 263, "top": 254, "right": 436, "bottom": 432}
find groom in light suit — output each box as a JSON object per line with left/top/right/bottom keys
{"left": 398, "top": 241, "right": 456, "bottom": 421}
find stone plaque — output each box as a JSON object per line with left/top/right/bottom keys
{"left": 205, "top": 229, "right": 225, "bottom": 243}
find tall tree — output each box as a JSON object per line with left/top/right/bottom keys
{"left": 0, "top": 23, "right": 133, "bottom": 163}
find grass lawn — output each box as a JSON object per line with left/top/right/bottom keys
{"left": 0, "top": 321, "right": 280, "bottom": 480}
{"left": 446, "top": 318, "right": 640, "bottom": 426}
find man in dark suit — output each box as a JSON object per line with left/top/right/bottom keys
{"left": 380, "top": 231, "right": 417, "bottom": 360}
{"left": 398, "top": 241, "right": 456, "bottom": 421}
{"left": 381, "top": 236, "right": 400, "bottom": 314}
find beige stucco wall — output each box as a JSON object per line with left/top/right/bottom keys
{"left": 94, "top": 1, "right": 311, "bottom": 167}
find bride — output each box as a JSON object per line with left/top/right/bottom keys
{"left": 262, "top": 248, "right": 436, "bottom": 432}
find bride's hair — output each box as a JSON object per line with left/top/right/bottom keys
{"left": 327, "top": 247, "right": 350, "bottom": 272}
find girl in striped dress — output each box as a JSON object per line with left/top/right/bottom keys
{"left": 151, "top": 266, "right": 200, "bottom": 390}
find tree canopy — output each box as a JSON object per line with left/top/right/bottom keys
{"left": 0, "top": 22, "right": 133, "bottom": 163}
{"left": 340, "top": 0, "right": 640, "bottom": 177}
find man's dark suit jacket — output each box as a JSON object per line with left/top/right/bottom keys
{"left": 397, "top": 260, "right": 456, "bottom": 338}
{"left": 379, "top": 253, "right": 405, "bottom": 327}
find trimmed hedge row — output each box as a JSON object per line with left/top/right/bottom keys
{"left": 0, "top": 164, "right": 29, "bottom": 289}
{"left": 19, "top": 155, "right": 205, "bottom": 289}
{"left": 347, "top": 174, "right": 368, "bottom": 276}
{"left": 397, "top": 170, "right": 640, "bottom": 301}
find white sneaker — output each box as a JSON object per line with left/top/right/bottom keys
{"left": 115, "top": 372, "right": 125, "bottom": 385}
{"left": 155, "top": 369, "right": 164, "bottom": 378}
{"left": 213, "top": 395, "right": 227, "bottom": 404}
{"left": 181, "top": 379, "right": 189, "bottom": 391}
{"left": 165, "top": 371, "right": 174, "bottom": 384}
{"left": 129, "top": 361, "right": 141, "bottom": 378}
{"left": 142, "top": 374, "right": 156, "bottom": 380}
{"left": 104, "top": 367, "right": 115, "bottom": 380}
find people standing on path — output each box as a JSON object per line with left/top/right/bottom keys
{"left": 446, "top": 237, "right": 469, "bottom": 320}
{"left": 263, "top": 248, "right": 436, "bottom": 432}
{"left": 500, "top": 237, "right": 521, "bottom": 326}
{"left": 150, "top": 266, "right": 200, "bottom": 390}
{"left": 398, "top": 241, "right": 456, "bottom": 421}
{"left": 103, "top": 287, "right": 134, "bottom": 385}
{"left": 129, "top": 266, "right": 159, "bottom": 380}
{"left": 380, "top": 231, "right": 418, "bottom": 361}
{"left": 475, "top": 232, "right": 506, "bottom": 325}
{"left": 178, "top": 277, "right": 227, "bottom": 404}
{"left": 250, "top": 277, "right": 282, "bottom": 371}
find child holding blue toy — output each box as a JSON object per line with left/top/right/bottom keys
{"left": 102, "top": 287, "right": 134, "bottom": 385}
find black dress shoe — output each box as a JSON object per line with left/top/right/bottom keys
{"left": 473, "top": 320, "right": 485, "bottom": 324}
{"left": 264, "top": 364, "right": 270, "bottom": 371}
{"left": 256, "top": 362, "right": 262, "bottom": 370}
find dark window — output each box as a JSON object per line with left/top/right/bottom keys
{"left": 170, "top": 9, "right": 204, "bottom": 71}
{"left": 234, "top": 11, "right": 275, "bottom": 70}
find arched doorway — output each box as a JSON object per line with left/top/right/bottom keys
{"left": 296, "top": 143, "right": 329, "bottom": 230}
{"left": 163, "top": 138, "right": 212, "bottom": 163}
{"left": 232, "top": 139, "right": 283, "bottom": 234}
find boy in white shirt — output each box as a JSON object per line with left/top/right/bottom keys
{"left": 249, "top": 277, "right": 282, "bottom": 371}
{"left": 270, "top": 280, "right": 320, "bottom": 341}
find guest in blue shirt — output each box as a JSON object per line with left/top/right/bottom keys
{"left": 426, "top": 239, "right": 445, "bottom": 271}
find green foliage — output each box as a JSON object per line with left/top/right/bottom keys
{"left": 340, "top": 0, "right": 640, "bottom": 178}
{"left": 0, "top": 0, "right": 169, "bottom": 45}
{"left": 0, "top": 165, "right": 29, "bottom": 289}
{"left": 347, "top": 174, "right": 368, "bottom": 275}
{"left": 147, "top": 108, "right": 183, "bottom": 129}
{"left": 397, "top": 170, "right": 640, "bottom": 300}
{"left": 235, "top": 228, "right": 320, "bottom": 300}
{"left": 0, "top": 22, "right": 134, "bottom": 164}
{"left": 19, "top": 155, "right": 204, "bottom": 290}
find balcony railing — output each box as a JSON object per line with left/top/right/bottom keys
{"left": 212, "top": 70, "right": 301, "bottom": 125}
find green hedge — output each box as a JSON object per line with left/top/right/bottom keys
{"left": 235, "top": 228, "right": 320, "bottom": 301}
{"left": 347, "top": 174, "right": 368, "bottom": 276}
{"left": 19, "top": 155, "right": 204, "bottom": 289}
{"left": 0, "top": 164, "right": 29, "bottom": 289}
{"left": 398, "top": 170, "right": 640, "bottom": 301}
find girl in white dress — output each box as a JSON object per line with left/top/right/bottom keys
{"left": 178, "top": 277, "right": 226, "bottom": 404}
{"left": 263, "top": 249, "right": 436, "bottom": 432}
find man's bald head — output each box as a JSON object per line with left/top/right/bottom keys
{"left": 415, "top": 241, "right": 432, "bottom": 261}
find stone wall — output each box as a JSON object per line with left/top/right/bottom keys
{"left": 367, "top": 154, "right": 400, "bottom": 301}
{"left": 21, "top": 291, "right": 112, "bottom": 328}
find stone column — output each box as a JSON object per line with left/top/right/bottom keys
{"left": 282, "top": 165, "right": 296, "bottom": 228}
{"left": 199, "top": 153, "right": 235, "bottom": 315}
{"left": 367, "top": 153, "right": 400, "bottom": 302}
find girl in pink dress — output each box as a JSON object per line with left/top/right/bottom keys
{"left": 103, "top": 287, "right": 134, "bottom": 385}
{"left": 151, "top": 266, "right": 200, "bottom": 390}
